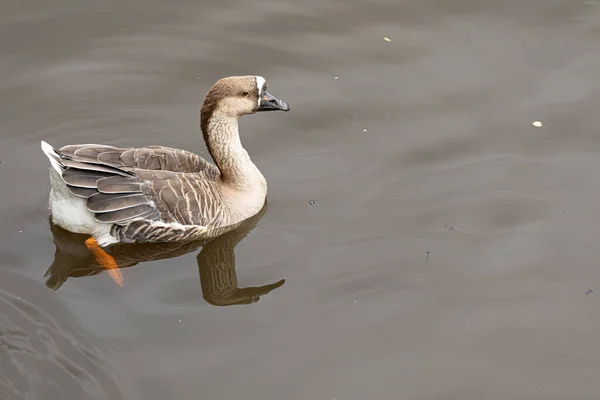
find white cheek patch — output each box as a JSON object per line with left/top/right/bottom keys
{"left": 255, "top": 76, "right": 266, "bottom": 107}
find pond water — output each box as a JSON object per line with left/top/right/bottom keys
{"left": 2, "top": 0, "right": 600, "bottom": 398}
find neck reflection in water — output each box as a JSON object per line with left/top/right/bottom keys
{"left": 43, "top": 204, "right": 284, "bottom": 306}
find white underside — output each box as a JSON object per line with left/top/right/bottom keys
{"left": 48, "top": 168, "right": 116, "bottom": 246}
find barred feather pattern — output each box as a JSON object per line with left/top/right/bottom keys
{"left": 50, "top": 143, "right": 236, "bottom": 243}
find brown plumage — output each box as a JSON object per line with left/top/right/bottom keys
{"left": 41, "top": 75, "right": 290, "bottom": 246}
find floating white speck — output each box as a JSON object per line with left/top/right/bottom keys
{"left": 363, "top": 128, "right": 368, "bottom": 132}
{"left": 334, "top": 76, "right": 339, "bottom": 80}
{"left": 383, "top": 37, "right": 392, "bottom": 42}
{"left": 178, "top": 319, "right": 183, "bottom": 323}
{"left": 532, "top": 121, "right": 543, "bottom": 127}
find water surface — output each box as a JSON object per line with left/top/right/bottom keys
{"left": 2, "top": 0, "right": 600, "bottom": 398}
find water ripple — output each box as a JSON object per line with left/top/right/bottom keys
{"left": 0, "top": 270, "right": 129, "bottom": 400}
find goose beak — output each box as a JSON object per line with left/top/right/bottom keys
{"left": 258, "top": 91, "right": 290, "bottom": 112}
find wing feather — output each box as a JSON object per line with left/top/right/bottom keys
{"left": 66, "top": 185, "right": 98, "bottom": 198}
{"left": 61, "top": 158, "right": 132, "bottom": 176}
{"left": 42, "top": 141, "right": 224, "bottom": 229}
{"left": 87, "top": 193, "right": 151, "bottom": 213}
{"left": 94, "top": 205, "right": 160, "bottom": 223}
{"left": 62, "top": 169, "right": 114, "bottom": 188}
{"left": 96, "top": 176, "right": 143, "bottom": 193}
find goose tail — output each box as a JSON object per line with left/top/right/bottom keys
{"left": 41, "top": 140, "right": 64, "bottom": 175}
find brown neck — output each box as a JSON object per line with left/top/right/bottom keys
{"left": 200, "top": 110, "right": 263, "bottom": 186}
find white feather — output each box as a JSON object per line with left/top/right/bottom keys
{"left": 151, "top": 221, "right": 191, "bottom": 230}
{"left": 40, "top": 140, "right": 64, "bottom": 175}
{"left": 47, "top": 168, "right": 116, "bottom": 246}
{"left": 255, "top": 76, "right": 266, "bottom": 107}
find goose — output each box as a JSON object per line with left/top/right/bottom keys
{"left": 41, "top": 75, "right": 289, "bottom": 283}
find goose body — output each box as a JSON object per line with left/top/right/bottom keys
{"left": 41, "top": 75, "right": 289, "bottom": 247}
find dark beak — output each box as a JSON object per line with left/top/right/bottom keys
{"left": 257, "top": 91, "right": 290, "bottom": 112}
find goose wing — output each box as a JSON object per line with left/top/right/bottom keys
{"left": 42, "top": 141, "right": 224, "bottom": 227}
{"left": 58, "top": 143, "right": 219, "bottom": 176}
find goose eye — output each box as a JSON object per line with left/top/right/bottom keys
{"left": 241, "top": 91, "right": 250, "bottom": 97}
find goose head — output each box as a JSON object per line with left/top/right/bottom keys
{"left": 201, "top": 75, "right": 289, "bottom": 120}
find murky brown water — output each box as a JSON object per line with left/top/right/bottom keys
{"left": 2, "top": 0, "right": 600, "bottom": 398}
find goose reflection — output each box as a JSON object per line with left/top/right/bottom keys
{"left": 43, "top": 204, "right": 284, "bottom": 306}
